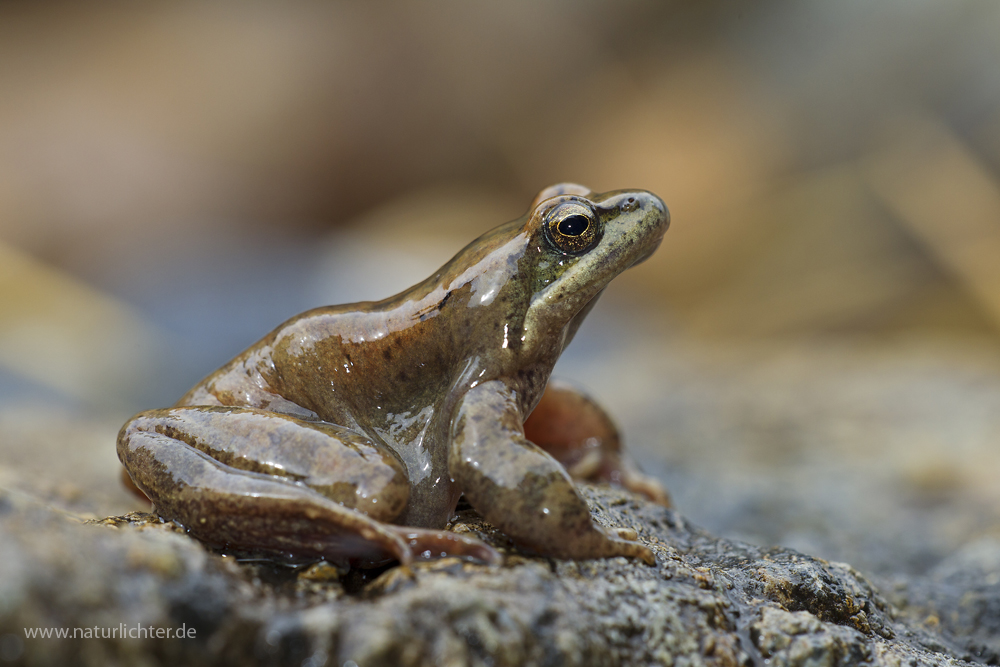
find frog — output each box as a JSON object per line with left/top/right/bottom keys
{"left": 118, "top": 183, "right": 670, "bottom": 568}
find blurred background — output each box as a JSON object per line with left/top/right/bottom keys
{"left": 3, "top": 0, "right": 1000, "bottom": 579}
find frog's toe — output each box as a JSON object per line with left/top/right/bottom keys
{"left": 613, "top": 527, "right": 638, "bottom": 540}
{"left": 619, "top": 464, "right": 672, "bottom": 508}
{"left": 389, "top": 526, "right": 502, "bottom": 565}
{"left": 606, "top": 535, "right": 656, "bottom": 566}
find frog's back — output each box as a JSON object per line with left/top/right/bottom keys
{"left": 176, "top": 291, "right": 462, "bottom": 430}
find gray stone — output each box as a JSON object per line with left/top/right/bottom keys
{"left": 0, "top": 481, "right": 992, "bottom": 667}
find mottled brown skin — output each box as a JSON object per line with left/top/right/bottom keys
{"left": 118, "top": 183, "right": 669, "bottom": 567}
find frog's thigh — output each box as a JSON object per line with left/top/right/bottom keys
{"left": 123, "top": 406, "right": 410, "bottom": 519}
{"left": 117, "top": 406, "right": 413, "bottom": 563}
{"left": 449, "top": 381, "right": 655, "bottom": 565}
{"left": 524, "top": 380, "right": 671, "bottom": 507}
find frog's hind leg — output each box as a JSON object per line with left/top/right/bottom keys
{"left": 524, "top": 380, "right": 671, "bottom": 507}
{"left": 117, "top": 406, "right": 450, "bottom": 566}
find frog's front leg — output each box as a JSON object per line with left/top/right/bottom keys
{"left": 523, "top": 380, "right": 671, "bottom": 507}
{"left": 448, "top": 381, "right": 655, "bottom": 564}
{"left": 118, "top": 406, "right": 500, "bottom": 566}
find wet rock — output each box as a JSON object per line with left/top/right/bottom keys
{"left": 0, "top": 482, "right": 993, "bottom": 667}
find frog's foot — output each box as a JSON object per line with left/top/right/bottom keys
{"left": 613, "top": 527, "right": 638, "bottom": 540}
{"left": 388, "top": 526, "right": 502, "bottom": 565}
{"left": 524, "top": 379, "right": 671, "bottom": 507}
{"left": 450, "top": 381, "right": 657, "bottom": 566}
{"left": 568, "top": 453, "right": 671, "bottom": 507}
{"left": 593, "top": 527, "right": 656, "bottom": 565}
{"left": 614, "top": 458, "right": 672, "bottom": 507}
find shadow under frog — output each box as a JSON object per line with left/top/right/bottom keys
{"left": 118, "top": 183, "right": 670, "bottom": 567}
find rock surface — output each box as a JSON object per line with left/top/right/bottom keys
{"left": 0, "top": 480, "right": 995, "bottom": 667}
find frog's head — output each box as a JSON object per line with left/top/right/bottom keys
{"left": 519, "top": 183, "right": 669, "bottom": 356}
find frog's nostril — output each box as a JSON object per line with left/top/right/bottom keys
{"left": 620, "top": 196, "right": 640, "bottom": 213}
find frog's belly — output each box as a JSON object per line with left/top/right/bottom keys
{"left": 395, "top": 474, "right": 462, "bottom": 529}
{"left": 370, "top": 421, "right": 461, "bottom": 529}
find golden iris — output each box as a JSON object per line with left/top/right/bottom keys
{"left": 545, "top": 202, "right": 600, "bottom": 254}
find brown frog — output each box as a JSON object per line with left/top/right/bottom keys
{"left": 118, "top": 183, "right": 670, "bottom": 567}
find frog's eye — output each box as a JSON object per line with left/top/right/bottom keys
{"left": 544, "top": 202, "right": 601, "bottom": 255}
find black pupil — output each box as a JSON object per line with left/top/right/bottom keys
{"left": 558, "top": 215, "right": 589, "bottom": 236}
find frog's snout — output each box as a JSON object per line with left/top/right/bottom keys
{"left": 623, "top": 191, "right": 669, "bottom": 267}
{"left": 639, "top": 191, "right": 669, "bottom": 231}
{"left": 655, "top": 195, "right": 669, "bottom": 229}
